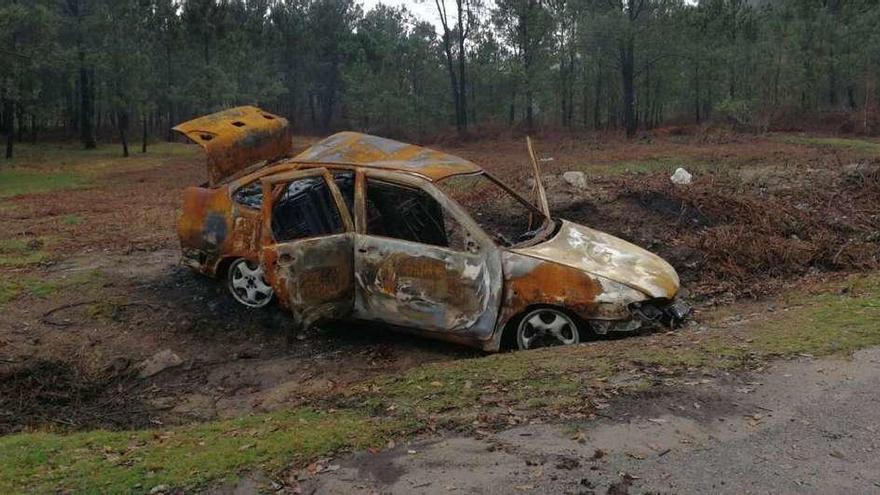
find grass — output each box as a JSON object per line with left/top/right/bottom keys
{"left": 0, "top": 270, "right": 103, "bottom": 306}
{"left": 62, "top": 214, "right": 84, "bottom": 226}
{"left": 0, "top": 408, "right": 398, "bottom": 494}
{"left": 2, "top": 275, "right": 879, "bottom": 492}
{"left": 573, "top": 157, "right": 714, "bottom": 177}
{"left": 0, "top": 142, "right": 199, "bottom": 199}
{"left": 0, "top": 239, "right": 47, "bottom": 267}
{"left": 0, "top": 278, "right": 57, "bottom": 305}
{"left": 777, "top": 135, "right": 880, "bottom": 154}
{"left": 0, "top": 169, "right": 88, "bottom": 199}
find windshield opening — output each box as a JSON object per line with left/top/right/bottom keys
{"left": 437, "top": 172, "right": 554, "bottom": 247}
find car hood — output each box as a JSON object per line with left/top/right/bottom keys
{"left": 512, "top": 220, "right": 680, "bottom": 299}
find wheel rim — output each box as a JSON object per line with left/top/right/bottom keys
{"left": 517, "top": 308, "right": 579, "bottom": 350}
{"left": 229, "top": 260, "right": 273, "bottom": 308}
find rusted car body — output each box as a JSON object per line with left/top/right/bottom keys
{"left": 175, "top": 106, "right": 689, "bottom": 351}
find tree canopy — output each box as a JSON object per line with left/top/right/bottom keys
{"left": 1, "top": 0, "right": 878, "bottom": 157}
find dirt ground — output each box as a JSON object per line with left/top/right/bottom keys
{"left": 0, "top": 130, "right": 878, "bottom": 436}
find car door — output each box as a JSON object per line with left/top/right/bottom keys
{"left": 352, "top": 170, "right": 503, "bottom": 340}
{"left": 260, "top": 168, "right": 355, "bottom": 329}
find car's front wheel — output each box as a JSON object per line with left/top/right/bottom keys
{"left": 227, "top": 258, "right": 274, "bottom": 308}
{"left": 516, "top": 307, "right": 582, "bottom": 350}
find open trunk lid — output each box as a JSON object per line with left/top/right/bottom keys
{"left": 173, "top": 106, "right": 292, "bottom": 186}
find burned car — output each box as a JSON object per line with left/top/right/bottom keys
{"left": 175, "top": 106, "right": 689, "bottom": 351}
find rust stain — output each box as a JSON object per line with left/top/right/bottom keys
{"left": 372, "top": 253, "right": 475, "bottom": 309}
{"left": 498, "top": 253, "right": 604, "bottom": 330}
{"left": 514, "top": 220, "right": 680, "bottom": 299}
{"left": 292, "top": 131, "right": 481, "bottom": 182}
{"left": 174, "top": 106, "right": 292, "bottom": 186}
{"left": 177, "top": 186, "right": 234, "bottom": 271}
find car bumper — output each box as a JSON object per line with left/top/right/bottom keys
{"left": 630, "top": 298, "right": 691, "bottom": 328}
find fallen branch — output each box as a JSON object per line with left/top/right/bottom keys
{"left": 40, "top": 301, "right": 100, "bottom": 327}
{"left": 40, "top": 300, "right": 164, "bottom": 327}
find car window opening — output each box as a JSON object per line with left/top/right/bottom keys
{"left": 234, "top": 170, "right": 355, "bottom": 212}
{"left": 438, "top": 172, "right": 551, "bottom": 247}
{"left": 272, "top": 177, "right": 345, "bottom": 241}
{"left": 366, "top": 179, "right": 466, "bottom": 251}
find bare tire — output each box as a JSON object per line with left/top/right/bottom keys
{"left": 516, "top": 307, "right": 580, "bottom": 350}
{"left": 227, "top": 259, "right": 273, "bottom": 308}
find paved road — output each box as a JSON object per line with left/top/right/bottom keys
{"left": 297, "top": 347, "right": 880, "bottom": 494}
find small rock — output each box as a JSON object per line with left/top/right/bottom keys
{"left": 555, "top": 456, "right": 580, "bottom": 470}
{"left": 562, "top": 171, "right": 587, "bottom": 189}
{"left": 670, "top": 167, "right": 693, "bottom": 185}
{"left": 137, "top": 349, "right": 183, "bottom": 378}
{"left": 149, "top": 485, "right": 170, "bottom": 494}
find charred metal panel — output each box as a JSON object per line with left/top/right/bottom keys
{"left": 496, "top": 251, "right": 604, "bottom": 332}
{"left": 354, "top": 236, "right": 496, "bottom": 335}
{"left": 292, "top": 132, "right": 481, "bottom": 182}
{"left": 259, "top": 167, "right": 356, "bottom": 328}
{"left": 177, "top": 186, "right": 235, "bottom": 273}
{"left": 230, "top": 208, "right": 261, "bottom": 254}
{"left": 514, "top": 220, "right": 680, "bottom": 299}
{"left": 351, "top": 170, "right": 503, "bottom": 339}
{"left": 268, "top": 234, "right": 355, "bottom": 328}
{"left": 173, "top": 106, "right": 292, "bottom": 186}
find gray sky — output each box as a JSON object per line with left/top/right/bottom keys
{"left": 360, "top": 0, "right": 447, "bottom": 30}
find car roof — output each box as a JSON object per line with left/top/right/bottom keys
{"left": 287, "top": 131, "right": 482, "bottom": 182}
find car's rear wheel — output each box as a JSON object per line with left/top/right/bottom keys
{"left": 227, "top": 259, "right": 273, "bottom": 308}
{"left": 516, "top": 307, "right": 581, "bottom": 350}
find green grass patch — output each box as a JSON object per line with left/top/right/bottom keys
{"left": 0, "top": 408, "right": 396, "bottom": 494}
{"left": 0, "top": 238, "right": 47, "bottom": 267}
{"left": 752, "top": 279, "right": 880, "bottom": 357}
{"left": 0, "top": 142, "right": 199, "bottom": 197}
{"left": 3, "top": 142, "right": 197, "bottom": 169}
{"left": 574, "top": 157, "right": 713, "bottom": 177}
{"left": 62, "top": 214, "right": 84, "bottom": 226}
{"left": 777, "top": 135, "right": 880, "bottom": 154}
{"left": 0, "top": 269, "right": 102, "bottom": 306}
{"left": 0, "top": 278, "right": 58, "bottom": 305}
{"left": 0, "top": 169, "right": 88, "bottom": 199}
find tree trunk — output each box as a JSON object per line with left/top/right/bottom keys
{"left": 828, "top": 45, "right": 837, "bottom": 106}
{"left": 142, "top": 112, "right": 148, "bottom": 153}
{"left": 694, "top": 63, "right": 701, "bottom": 124}
{"left": 593, "top": 69, "right": 602, "bottom": 130}
{"left": 620, "top": 35, "right": 637, "bottom": 137}
{"left": 526, "top": 88, "right": 534, "bottom": 132}
{"left": 308, "top": 91, "right": 317, "bottom": 129}
{"left": 15, "top": 104, "right": 24, "bottom": 143}
{"left": 644, "top": 64, "right": 651, "bottom": 129}
{"left": 80, "top": 65, "right": 97, "bottom": 149}
{"left": 165, "top": 42, "right": 175, "bottom": 141}
{"left": 118, "top": 111, "right": 130, "bottom": 157}
{"left": 523, "top": 3, "right": 534, "bottom": 132}
{"left": 30, "top": 113, "right": 37, "bottom": 144}
{"left": 3, "top": 98, "right": 12, "bottom": 159}
{"left": 441, "top": 33, "right": 461, "bottom": 131}
{"left": 582, "top": 75, "right": 590, "bottom": 128}
{"left": 456, "top": 0, "right": 467, "bottom": 131}
{"left": 508, "top": 86, "right": 517, "bottom": 126}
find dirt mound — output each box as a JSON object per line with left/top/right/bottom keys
{"left": 0, "top": 359, "right": 151, "bottom": 433}
{"left": 555, "top": 160, "right": 880, "bottom": 299}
